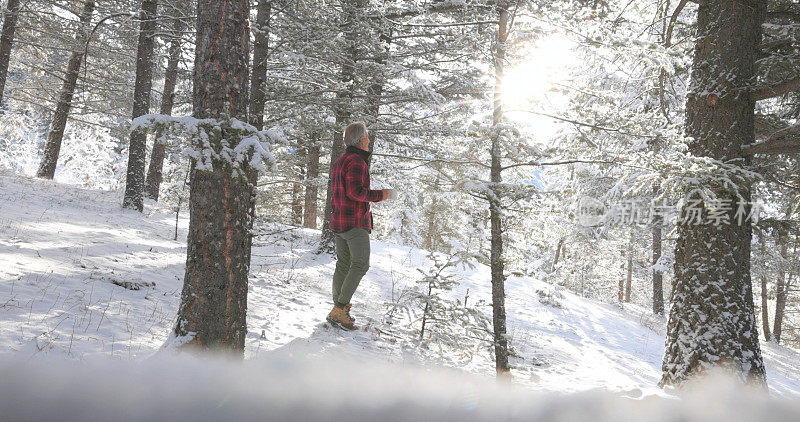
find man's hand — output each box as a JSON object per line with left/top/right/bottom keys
{"left": 381, "top": 189, "right": 395, "bottom": 200}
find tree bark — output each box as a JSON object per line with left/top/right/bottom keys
{"left": 489, "top": 1, "right": 510, "bottom": 377}
{"left": 36, "top": 0, "right": 96, "bottom": 179}
{"left": 652, "top": 212, "right": 664, "bottom": 314}
{"left": 625, "top": 231, "right": 633, "bottom": 303}
{"left": 425, "top": 169, "right": 442, "bottom": 252}
{"left": 661, "top": 0, "right": 767, "bottom": 387}
{"left": 758, "top": 236, "right": 771, "bottom": 341}
{"left": 0, "top": 0, "right": 22, "bottom": 106}
{"left": 773, "top": 242, "right": 789, "bottom": 343}
{"left": 291, "top": 157, "right": 304, "bottom": 225}
{"left": 244, "top": 0, "right": 271, "bottom": 234}
{"left": 319, "top": 0, "right": 363, "bottom": 253}
{"left": 303, "top": 134, "right": 320, "bottom": 229}
{"left": 123, "top": 0, "right": 160, "bottom": 211}
{"left": 652, "top": 0, "right": 678, "bottom": 315}
{"left": 761, "top": 275, "right": 771, "bottom": 342}
{"left": 553, "top": 237, "right": 565, "bottom": 268}
{"left": 365, "top": 29, "right": 390, "bottom": 166}
{"left": 248, "top": 0, "right": 270, "bottom": 130}
{"left": 172, "top": 0, "right": 253, "bottom": 354}
{"left": 144, "top": 17, "right": 185, "bottom": 201}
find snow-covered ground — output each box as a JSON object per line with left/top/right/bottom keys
{"left": 3, "top": 355, "right": 800, "bottom": 422}
{"left": 2, "top": 172, "right": 800, "bottom": 413}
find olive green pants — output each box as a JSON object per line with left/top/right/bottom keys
{"left": 332, "top": 228, "right": 370, "bottom": 307}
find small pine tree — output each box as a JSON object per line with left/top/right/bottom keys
{"left": 386, "top": 251, "right": 492, "bottom": 362}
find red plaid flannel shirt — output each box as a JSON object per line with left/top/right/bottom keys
{"left": 330, "top": 146, "right": 385, "bottom": 232}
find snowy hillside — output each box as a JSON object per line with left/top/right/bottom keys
{"left": 2, "top": 173, "right": 800, "bottom": 400}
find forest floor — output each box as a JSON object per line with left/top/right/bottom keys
{"left": 2, "top": 172, "right": 800, "bottom": 415}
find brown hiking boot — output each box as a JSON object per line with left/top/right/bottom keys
{"left": 327, "top": 305, "right": 355, "bottom": 330}
{"left": 344, "top": 303, "right": 355, "bottom": 323}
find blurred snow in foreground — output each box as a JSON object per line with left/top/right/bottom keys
{"left": 0, "top": 353, "right": 798, "bottom": 422}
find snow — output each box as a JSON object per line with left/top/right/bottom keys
{"left": 2, "top": 354, "right": 799, "bottom": 422}
{"left": 2, "top": 172, "right": 800, "bottom": 417}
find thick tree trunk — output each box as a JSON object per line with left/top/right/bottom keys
{"left": 144, "top": 17, "right": 185, "bottom": 201}
{"left": 248, "top": 0, "right": 270, "bottom": 130}
{"left": 302, "top": 135, "right": 320, "bottom": 229}
{"left": 319, "top": 0, "right": 362, "bottom": 253}
{"left": 123, "top": 0, "right": 160, "bottom": 211}
{"left": 489, "top": 1, "right": 510, "bottom": 377}
{"left": 172, "top": 0, "right": 252, "bottom": 354}
{"left": 0, "top": 0, "right": 22, "bottom": 106}
{"left": 36, "top": 0, "right": 95, "bottom": 179}
{"left": 661, "top": 0, "right": 767, "bottom": 387}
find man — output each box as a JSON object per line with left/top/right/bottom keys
{"left": 326, "top": 122, "right": 393, "bottom": 330}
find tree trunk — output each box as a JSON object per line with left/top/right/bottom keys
{"left": 303, "top": 134, "right": 320, "bottom": 229}
{"left": 172, "top": 0, "right": 253, "bottom": 354}
{"left": 419, "top": 283, "right": 433, "bottom": 341}
{"left": 758, "top": 236, "right": 771, "bottom": 341}
{"left": 773, "top": 242, "right": 789, "bottom": 343}
{"left": 319, "top": 0, "right": 362, "bottom": 253}
{"left": 425, "top": 169, "right": 442, "bottom": 252}
{"left": 761, "top": 274, "right": 771, "bottom": 342}
{"left": 652, "top": 207, "right": 664, "bottom": 315}
{"left": 625, "top": 231, "right": 633, "bottom": 303}
{"left": 36, "top": 0, "right": 95, "bottom": 179}
{"left": 365, "top": 30, "right": 390, "bottom": 166}
{"left": 489, "top": 1, "right": 510, "bottom": 377}
{"left": 773, "top": 274, "right": 787, "bottom": 344}
{"left": 0, "top": 0, "right": 22, "bottom": 106}
{"left": 144, "top": 17, "right": 185, "bottom": 201}
{"left": 248, "top": 0, "right": 270, "bottom": 130}
{"left": 244, "top": 0, "right": 271, "bottom": 234}
{"left": 552, "top": 237, "right": 565, "bottom": 268}
{"left": 123, "top": 0, "right": 160, "bottom": 211}
{"left": 291, "top": 161, "right": 304, "bottom": 225}
{"left": 661, "top": 0, "right": 767, "bottom": 387}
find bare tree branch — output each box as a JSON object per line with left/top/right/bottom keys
{"left": 751, "top": 76, "right": 800, "bottom": 101}
{"left": 744, "top": 123, "right": 800, "bottom": 155}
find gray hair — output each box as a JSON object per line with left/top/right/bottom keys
{"left": 343, "top": 122, "right": 367, "bottom": 147}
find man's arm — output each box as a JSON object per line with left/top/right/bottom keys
{"left": 344, "top": 160, "right": 385, "bottom": 202}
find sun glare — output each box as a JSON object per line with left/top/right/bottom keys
{"left": 502, "top": 34, "right": 577, "bottom": 112}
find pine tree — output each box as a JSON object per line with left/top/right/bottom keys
{"left": 172, "top": 0, "right": 255, "bottom": 353}
{"left": 123, "top": 0, "right": 160, "bottom": 211}
{"left": 145, "top": 14, "right": 187, "bottom": 201}
{"left": 319, "top": 0, "right": 364, "bottom": 253}
{"left": 385, "top": 251, "right": 492, "bottom": 362}
{"left": 248, "top": 0, "right": 270, "bottom": 131}
{"left": 488, "top": 0, "right": 511, "bottom": 377}
{"left": 0, "top": 0, "right": 22, "bottom": 106}
{"left": 661, "top": 0, "right": 767, "bottom": 387}
{"left": 302, "top": 133, "right": 321, "bottom": 229}
{"left": 36, "top": 0, "right": 96, "bottom": 179}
